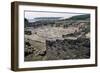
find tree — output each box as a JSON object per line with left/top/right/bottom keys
{"left": 24, "top": 18, "right": 29, "bottom": 27}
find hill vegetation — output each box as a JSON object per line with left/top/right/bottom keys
{"left": 68, "top": 14, "right": 90, "bottom": 20}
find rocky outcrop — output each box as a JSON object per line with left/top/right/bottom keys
{"left": 45, "top": 38, "right": 90, "bottom": 60}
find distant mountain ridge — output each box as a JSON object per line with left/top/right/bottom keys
{"left": 24, "top": 14, "right": 90, "bottom": 27}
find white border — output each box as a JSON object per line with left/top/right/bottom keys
{"left": 19, "top": 5, "right": 96, "bottom": 68}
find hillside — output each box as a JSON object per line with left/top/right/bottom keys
{"left": 68, "top": 14, "right": 90, "bottom": 20}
